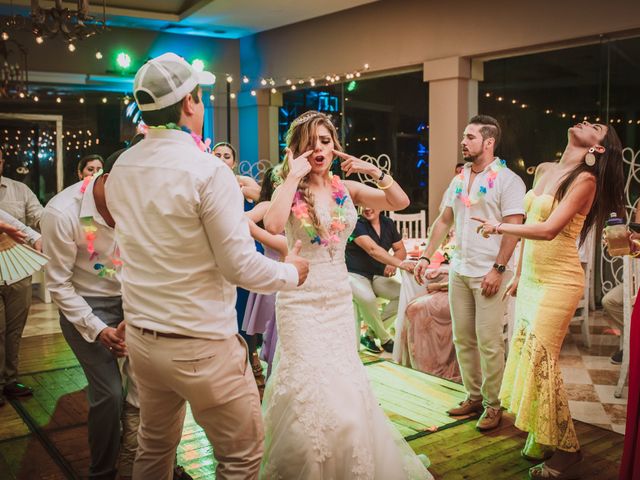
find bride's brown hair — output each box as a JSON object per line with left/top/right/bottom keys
{"left": 282, "top": 111, "right": 343, "bottom": 237}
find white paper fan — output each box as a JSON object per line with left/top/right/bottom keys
{"left": 0, "top": 234, "right": 49, "bottom": 284}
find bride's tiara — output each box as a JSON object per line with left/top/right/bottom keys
{"left": 290, "top": 111, "right": 331, "bottom": 129}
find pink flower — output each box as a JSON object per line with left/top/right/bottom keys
{"left": 291, "top": 202, "right": 309, "bottom": 218}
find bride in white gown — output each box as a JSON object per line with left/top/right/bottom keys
{"left": 261, "top": 111, "right": 433, "bottom": 479}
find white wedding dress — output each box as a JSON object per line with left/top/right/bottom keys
{"left": 260, "top": 192, "right": 433, "bottom": 479}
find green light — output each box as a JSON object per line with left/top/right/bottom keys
{"left": 116, "top": 52, "right": 131, "bottom": 69}
{"left": 192, "top": 59, "right": 205, "bottom": 72}
{"left": 347, "top": 80, "right": 357, "bottom": 92}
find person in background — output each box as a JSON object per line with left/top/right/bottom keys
{"left": 346, "top": 207, "right": 413, "bottom": 353}
{"left": 455, "top": 162, "right": 465, "bottom": 175}
{"left": 77, "top": 154, "right": 105, "bottom": 180}
{"left": 213, "top": 142, "right": 261, "bottom": 202}
{"left": 414, "top": 115, "right": 526, "bottom": 432}
{"left": 0, "top": 147, "right": 43, "bottom": 401}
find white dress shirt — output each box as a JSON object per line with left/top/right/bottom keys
{"left": 106, "top": 128, "right": 298, "bottom": 340}
{"left": 42, "top": 177, "right": 121, "bottom": 342}
{"left": 445, "top": 158, "right": 526, "bottom": 277}
{"left": 0, "top": 176, "right": 43, "bottom": 229}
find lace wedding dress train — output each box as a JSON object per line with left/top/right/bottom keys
{"left": 260, "top": 192, "right": 432, "bottom": 479}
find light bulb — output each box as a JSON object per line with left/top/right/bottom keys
{"left": 35, "top": 36, "right": 44, "bottom": 44}
{"left": 95, "top": 51, "right": 103, "bottom": 60}
{"left": 68, "top": 43, "right": 76, "bottom": 52}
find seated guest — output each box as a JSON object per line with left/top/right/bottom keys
{"left": 77, "top": 154, "right": 104, "bottom": 180}
{"left": 402, "top": 258, "right": 461, "bottom": 382}
{"left": 346, "top": 207, "right": 414, "bottom": 353}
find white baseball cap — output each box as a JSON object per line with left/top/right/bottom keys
{"left": 133, "top": 52, "right": 216, "bottom": 112}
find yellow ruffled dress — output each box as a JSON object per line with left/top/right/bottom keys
{"left": 500, "top": 191, "right": 585, "bottom": 452}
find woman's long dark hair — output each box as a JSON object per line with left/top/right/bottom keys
{"left": 553, "top": 126, "right": 625, "bottom": 246}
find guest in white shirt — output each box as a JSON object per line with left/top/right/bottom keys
{"left": 414, "top": 115, "right": 525, "bottom": 431}
{"left": 105, "top": 52, "right": 308, "bottom": 480}
{"left": 42, "top": 172, "right": 126, "bottom": 480}
{"left": 0, "top": 148, "right": 43, "bottom": 401}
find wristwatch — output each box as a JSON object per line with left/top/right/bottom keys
{"left": 493, "top": 263, "right": 506, "bottom": 273}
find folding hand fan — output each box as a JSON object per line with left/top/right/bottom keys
{"left": 0, "top": 233, "right": 50, "bottom": 284}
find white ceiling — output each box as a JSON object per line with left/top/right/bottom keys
{"left": 1, "top": 0, "right": 380, "bottom": 38}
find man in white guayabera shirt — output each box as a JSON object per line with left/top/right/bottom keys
{"left": 105, "top": 52, "right": 309, "bottom": 480}
{"left": 414, "top": 115, "right": 525, "bottom": 432}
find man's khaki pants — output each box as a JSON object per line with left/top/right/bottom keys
{"left": 127, "top": 327, "right": 264, "bottom": 480}
{"left": 0, "top": 276, "right": 32, "bottom": 389}
{"left": 449, "top": 270, "right": 511, "bottom": 408}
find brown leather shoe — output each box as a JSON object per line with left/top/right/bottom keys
{"left": 447, "top": 398, "right": 483, "bottom": 416}
{"left": 476, "top": 406, "right": 502, "bottom": 431}
{"left": 251, "top": 353, "right": 266, "bottom": 402}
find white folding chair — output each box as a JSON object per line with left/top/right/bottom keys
{"left": 389, "top": 210, "right": 427, "bottom": 240}
{"left": 616, "top": 255, "right": 638, "bottom": 398}
{"left": 570, "top": 230, "right": 596, "bottom": 348}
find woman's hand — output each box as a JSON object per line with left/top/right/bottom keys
{"left": 399, "top": 260, "right": 415, "bottom": 273}
{"left": 471, "top": 216, "right": 500, "bottom": 238}
{"left": 383, "top": 265, "right": 397, "bottom": 277}
{"left": 333, "top": 150, "right": 380, "bottom": 178}
{"left": 502, "top": 275, "right": 520, "bottom": 301}
{"left": 286, "top": 148, "right": 313, "bottom": 181}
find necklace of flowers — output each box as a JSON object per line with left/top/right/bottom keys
{"left": 79, "top": 171, "right": 123, "bottom": 278}
{"left": 454, "top": 158, "right": 506, "bottom": 207}
{"left": 147, "top": 122, "right": 211, "bottom": 153}
{"left": 291, "top": 173, "right": 348, "bottom": 247}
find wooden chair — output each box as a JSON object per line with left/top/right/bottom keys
{"left": 389, "top": 210, "right": 427, "bottom": 240}
{"left": 616, "top": 255, "right": 638, "bottom": 398}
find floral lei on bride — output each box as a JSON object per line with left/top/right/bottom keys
{"left": 292, "top": 173, "right": 348, "bottom": 247}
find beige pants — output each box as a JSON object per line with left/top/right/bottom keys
{"left": 0, "top": 276, "right": 32, "bottom": 388}
{"left": 350, "top": 273, "right": 401, "bottom": 344}
{"left": 449, "top": 270, "right": 511, "bottom": 408}
{"left": 602, "top": 283, "right": 624, "bottom": 330}
{"left": 127, "top": 327, "right": 264, "bottom": 480}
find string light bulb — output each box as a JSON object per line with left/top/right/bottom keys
{"left": 1, "top": 32, "right": 9, "bottom": 41}
{"left": 209, "top": 94, "right": 215, "bottom": 101}
{"left": 271, "top": 88, "right": 277, "bottom": 94}
{"left": 291, "top": 85, "right": 297, "bottom": 90}
{"left": 226, "top": 75, "right": 233, "bottom": 83}
{"left": 95, "top": 51, "right": 103, "bottom": 59}
{"left": 286, "top": 79, "right": 292, "bottom": 85}
{"left": 56, "top": 97, "right": 62, "bottom": 103}
{"left": 33, "top": 96, "right": 39, "bottom": 102}
{"left": 230, "top": 93, "right": 236, "bottom": 99}
{"left": 35, "top": 36, "right": 44, "bottom": 44}
{"left": 250, "top": 90, "right": 256, "bottom": 96}
{"left": 242, "top": 75, "right": 249, "bottom": 83}
{"left": 68, "top": 43, "right": 76, "bottom": 52}
{"left": 101, "top": 97, "right": 108, "bottom": 104}
{"left": 79, "top": 97, "right": 85, "bottom": 104}
{"left": 260, "top": 78, "right": 267, "bottom": 86}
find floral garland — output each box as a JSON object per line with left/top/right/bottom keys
{"left": 79, "top": 172, "right": 123, "bottom": 278}
{"left": 454, "top": 158, "right": 506, "bottom": 207}
{"left": 292, "top": 173, "right": 348, "bottom": 247}
{"left": 147, "top": 122, "right": 211, "bottom": 152}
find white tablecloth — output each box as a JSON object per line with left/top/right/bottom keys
{"left": 392, "top": 269, "right": 426, "bottom": 363}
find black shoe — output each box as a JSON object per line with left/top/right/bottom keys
{"left": 361, "top": 336, "right": 383, "bottom": 354}
{"left": 611, "top": 350, "right": 623, "bottom": 365}
{"left": 3, "top": 382, "right": 33, "bottom": 398}
{"left": 381, "top": 339, "right": 395, "bottom": 353}
{"left": 173, "top": 465, "right": 193, "bottom": 480}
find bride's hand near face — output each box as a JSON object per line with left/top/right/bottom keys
{"left": 333, "top": 150, "right": 381, "bottom": 178}
{"left": 263, "top": 148, "right": 313, "bottom": 235}
{"left": 287, "top": 148, "right": 313, "bottom": 180}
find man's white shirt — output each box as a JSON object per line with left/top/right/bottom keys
{"left": 106, "top": 128, "right": 298, "bottom": 340}
{"left": 42, "top": 177, "right": 121, "bottom": 342}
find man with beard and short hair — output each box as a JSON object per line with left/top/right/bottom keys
{"left": 414, "top": 115, "right": 526, "bottom": 431}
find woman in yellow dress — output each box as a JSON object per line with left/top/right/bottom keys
{"left": 474, "top": 121, "right": 625, "bottom": 479}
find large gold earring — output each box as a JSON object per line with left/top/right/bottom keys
{"left": 585, "top": 147, "right": 596, "bottom": 167}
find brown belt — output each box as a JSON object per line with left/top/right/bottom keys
{"left": 137, "top": 327, "right": 199, "bottom": 340}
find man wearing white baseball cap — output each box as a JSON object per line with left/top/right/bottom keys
{"left": 105, "top": 52, "right": 309, "bottom": 480}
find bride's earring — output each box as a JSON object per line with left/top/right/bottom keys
{"left": 585, "top": 147, "right": 596, "bottom": 166}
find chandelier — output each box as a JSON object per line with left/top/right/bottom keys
{"left": 30, "top": 0, "right": 108, "bottom": 43}
{"left": 0, "top": 0, "right": 108, "bottom": 47}
{"left": 0, "top": 38, "right": 28, "bottom": 98}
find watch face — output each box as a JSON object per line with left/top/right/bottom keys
{"left": 494, "top": 264, "right": 506, "bottom": 273}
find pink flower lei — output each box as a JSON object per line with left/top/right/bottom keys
{"left": 292, "top": 173, "right": 348, "bottom": 247}
{"left": 454, "top": 158, "right": 506, "bottom": 207}
{"left": 80, "top": 171, "right": 123, "bottom": 278}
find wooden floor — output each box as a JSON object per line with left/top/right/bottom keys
{"left": 0, "top": 333, "right": 624, "bottom": 479}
